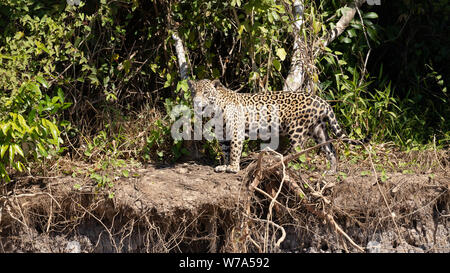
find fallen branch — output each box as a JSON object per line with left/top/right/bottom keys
{"left": 264, "top": 138, "right": 337, "bottom": 174}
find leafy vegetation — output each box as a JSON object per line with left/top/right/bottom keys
{"left": 0, "top": 0, "right": 448, "bottom": 181}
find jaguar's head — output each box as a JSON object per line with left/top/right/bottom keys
{"left": 188, "top": 79, "right": 221, "bottom": 108}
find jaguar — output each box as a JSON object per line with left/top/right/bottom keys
{"left": 188, "top": 79, "right": 369, "bottom": 174}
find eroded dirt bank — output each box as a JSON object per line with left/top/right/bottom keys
{"left": 0, "top": 162, "right": 448, "bottom": 253}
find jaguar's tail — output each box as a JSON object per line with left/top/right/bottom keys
{"left": 326, "top": 105, "right": 371, "bottom": 145}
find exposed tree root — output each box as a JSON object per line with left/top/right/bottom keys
{"left": 242, "top": 144, "right": 364, "bottom": 252}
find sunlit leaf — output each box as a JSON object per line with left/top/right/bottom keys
{"left": 276, "top": 47, "right": 287, "bottom": 61}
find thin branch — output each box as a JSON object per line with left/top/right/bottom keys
{"left": 263, "top": 149, "right": 287, "bottom": 250}
{"left": 323, "top": 0, "right": 366, "bottom": 48}
{"left": 365, "top": 145, "right": 403, "bottom": 243}
{"left": 264, "top": 138, "right": 337, "bottom": 174}
{"left": 355, "top": 6, "right": 372, "bottom": 86}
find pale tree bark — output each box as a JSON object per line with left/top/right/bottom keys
{"left": 283, "top": 0, "right": 366, "bottom": 93}
{"left": 323, "top": 0, "right": 365, "bottom": 48}
{"left": 172, "top": 31, "right": 188, "bottom": 80}
{"left": 172, "top": 30, "right": 198, "bottom": 157}
{"left": 173, "top": 1, "right": 365, "bottom": 92}
{"left": 283, "top": 0, "right": 306, "bottom": 92}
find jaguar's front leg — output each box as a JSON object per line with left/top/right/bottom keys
{"left": 215, "top": 138, "right": 243, "bottom": 173}
{"left": 227, "top": 137, "right": 244, "bottom": 173}
{"left": 215, "top": 125, "right": 244, "bottom": 173}
{"left": 214, "top": 138, "right": 242, "bottom": 173}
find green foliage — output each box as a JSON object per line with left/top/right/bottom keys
{"left": 144, "top": 119, "right": 173, "bottom": 162}
{"left": 0, "top": 1, "right": 92, "bottom": 92}
{"left": 143, "top": 87, "right": 191, "bottom": 163}
{"left": 316, "top": 2, "right": 448, "bottom": 147}
{"left": 0, "top": 0, "right": 447, "bottom": 180}
{"left": 0, "top": 0, "right": 77, "bottom": 181}
{"left": 174, "top": 0, "right": 292, "bottom": 90}
{"left": 0, "top": 79, "right": 68, "bottom": 181}
{"left": 368, "top": 1, "right": 449, "bottom": 146}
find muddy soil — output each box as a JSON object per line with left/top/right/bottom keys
{"left": 0, "top": 161, "right": 448, "bottom": 253}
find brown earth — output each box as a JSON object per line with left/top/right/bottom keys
{"left": 0, "top": 155, "right": 448, "bottom": 253}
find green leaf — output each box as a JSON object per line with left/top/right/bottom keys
{"left": 298, "top": 153, "right": 307, "bottom": 163}
{"left": 1, "top": 122, "right": 11, "bottom": 135}
{"left": 0, "top": 163, "right": 11, "bottom": 182}
{"left": 259, "top": 26, "right": 268, "bottom": 34}
{"left": 42, "top": 118, "right": 60, "bottom": 145}
{"left": 338, "top": 59, "right": 347, "bottom": 66}
{"left": 231, "top": 0, "right": 241, "bottom": 7}
{"left": 350, "top": 23, "right": 362, "bottom": 30}
{"left": 341, "top": 37, "right": 352, "bottom": 44}
{"left": 355, "top": 127, "right": 362, "bottom": 138}
{"left": 176, "top": 80, "right": 189, "bottom": 93}
{"left": 17, "top": 114, "right": 29, "bottom": 131}
{"left": 363, "top": 12, "right": 378, "bottom": 19}
{"left": 150, "top": 64, "right": 158, "bottom": 73}
{"left": 338, "top": 172, "right": 348, "bottom": 179}
{"left": 9, "top": 145, "right": 14, "bottom": 163}
{"left": 35, "top": 40, "right": 50, "bottom": 54}
{"left": 271, "top": 10, "right": 280, "bottom": 21}
{"left": 380, "top": 170, "right": 388, "bottom": 182}
{"left": 313, "top": 21, "right": 321, "bottom": 34}
{"left": 367, "top": 27, "right": 378, "bottom": 42}
{"left": 13, "top": 144, "right": 24, "bottom": 158}
{"left": 238, "top": 24, "right": 245, "bottom": 36}
{"left": 90, "top": 172, "right": 102, "bottom": 182}
{"left": 123, "top": 59, "right": 131, "bottom": 74}
{"left": 0, "top": 145, "right": 8, "bottom": 159}
{"left": 347, "top": 29, "right": 356, "bottom": 38}
{"left": 163, "top": 73, "right": 172, "bottom": 88}
{"left": 57, "top": 88, "right": 65, "bottom": 103}
{"left": 15, "top": 161, "right": 24, "bottom": 172}
{"left": 88, "top": 74, "right": 100, "bottom": 86}
{"left": 272, "top": 59, "right": 281, "bottom": 71}
{"left": 14, "top": 31, "right": 24, "bottom": 40}
{"left": 276, "top": 48, "right": 287, "bottom": 61}
{"left": 36, "top": 76, "right": 48, "bottom": 88}
{"left": 27, "top": 82, "right": 42, "bottom": 97}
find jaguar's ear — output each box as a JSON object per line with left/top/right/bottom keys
{"left": 211, "top": 79, "right": 222, "bottom": 88}
{"left": 187, "top": 79, "right": 195, "bottom": 90}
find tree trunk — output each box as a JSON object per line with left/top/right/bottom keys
{"left": 283, "top": 0, "right": 305, "bottom": 92}
{"left": 172, "top": 31, "right": 188, "bottom": 80}
{"left": 283, "top": 0, "right": 366, "bottom": 93}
